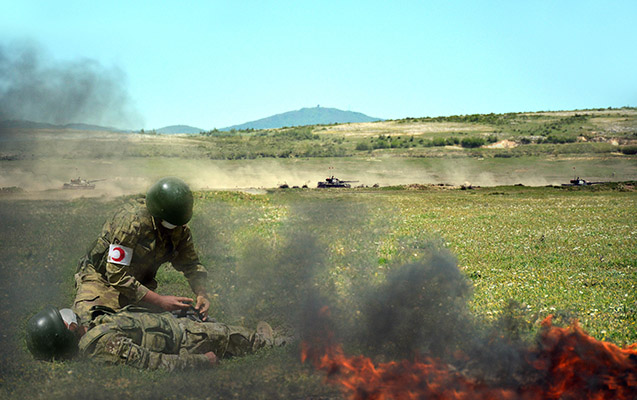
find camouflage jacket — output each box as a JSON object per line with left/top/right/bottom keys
{"left": 77, "top": 198, "right": 208, "bottom": 302}
{"left": 78, "top": 307, "right": 210, "bottom": 370}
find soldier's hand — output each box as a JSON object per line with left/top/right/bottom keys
{"left": 204, "top": 351, "right": 218, "bottom": 366}
{"left": 159, "top": 295, "right": 192, "bottom": 311}
{"left": 195, "top": 295, "right": 210, "bottom": 321}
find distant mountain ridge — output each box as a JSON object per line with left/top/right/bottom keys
{"left": 220, "top": 106, "right": 382, "bottom": 131}
{"left": 2, "top": 107, "right": 381, "bottom": 134}
{"left": 155, "top": 125, "right": 204, "bottom": 134}
{"left": 0, "top": 120, "right": 126, "bottom": 132}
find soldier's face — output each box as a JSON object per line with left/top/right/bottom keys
{"left": 59, "top": 308, "right": 77, "bottom": 326}
{"left": 60, "top": 309, "right": 86, "bottom": 337}
{"left": 65, "top": 320, "right": 87, "bottom": 338}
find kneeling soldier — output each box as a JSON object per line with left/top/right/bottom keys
{"left": 26, "top": 305, "right": 281, "bottom": 371}
{"left": 73, "top": 177, "right": 211, "bottom": 323}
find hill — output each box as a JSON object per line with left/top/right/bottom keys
{"left": 0, "top": 120, "right": 126, "bottom": 133}
{"left": 221, "top": 106, "right": 382, "bottom": 131}
{"left": 155, "top": 125, "right": 204, "bottom": 134}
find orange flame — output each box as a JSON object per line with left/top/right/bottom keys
{"left": 302, "top": 316, "right": 637, "bottom": 400}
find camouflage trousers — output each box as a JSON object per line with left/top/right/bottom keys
{"left": 178, "top": 318, "right": 270, "bottom": 358}
{"left": 79, "top": 308, "right": 275, "bottom": 370}
{"left": 73, "top": 268, "right": 143, "bottom": 323}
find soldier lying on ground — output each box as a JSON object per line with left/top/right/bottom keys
{"left": 73, "top": 177, "right": 211, "bottom": 323}
{"left": 26, "top": 305, "right": 288, "bottom": 371}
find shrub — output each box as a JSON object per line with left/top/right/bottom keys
{"left": 460, "top": 137, "right": 486, "bottom": 148}
{"left": 373, "top": 140, "right": 390, "bottom": 149}
{"left": 545, "top": 135, "right": 577, "bottom": 144}
{"left": 620, "top": 145, "right": 637, "bottom": 155}
{"left": 279, "top": 127, "right": 319, "bottom": 140}
{"left": 356, "top": 142, "right": 372, "bottom": 151}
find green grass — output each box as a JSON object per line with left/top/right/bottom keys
{"left": 1, "top": 108, "right": 634, "bottom": 398}
{"left": 1, "top": 183, "right": 635, "bottom": 398}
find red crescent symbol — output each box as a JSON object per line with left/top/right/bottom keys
{"left": 111, "top": 247, "right": 125, "bottom": 262}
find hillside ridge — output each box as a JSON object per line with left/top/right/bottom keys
{"left": 220, "top": 106, "right": 382, "bottom": 131}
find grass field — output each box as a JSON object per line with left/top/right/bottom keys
{"left": 0, "top": 109, "right": 635, "bottom": 398}
{"left": 0, "top": 182, "right": 635, "bottom": 399}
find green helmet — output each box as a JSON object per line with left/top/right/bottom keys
{"left": 146, "top": 177, "right": 194, "bottom": 226}
{"left": 26, "top": 306, "right": 78, "bottom": 360}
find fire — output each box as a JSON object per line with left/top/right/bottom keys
{"left": 302, "top": 316, "right": 637, "bottom": 400}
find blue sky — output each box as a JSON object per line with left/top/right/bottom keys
{"left": 1, "top": 1, "right": 636, "bottom": 129}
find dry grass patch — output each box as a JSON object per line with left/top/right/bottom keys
{"left": 485, "top": 140, "right": 518, "bottom": 149}
{"left": 318, "top": 120, "right": 492, "bottom": 137}
{"left": 524, "top": 109, "right": 637, "bottom": 117}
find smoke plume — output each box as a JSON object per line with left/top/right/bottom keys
{"left": 299, "top": 240, "right": 548, "bottom": 388}
{"left": 206, "top": 199, "right": 377, "bottom": 331}
{"left": 354, "top": 251, "right": 473, "bottom": 359}
{"left": 0, "top": 40, "right": 142, "bottom": 132}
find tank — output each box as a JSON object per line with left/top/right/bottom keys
{"left": 561, "top": 177, "right": 603, "bottom": 187}
{"left": 62, "top": 178, "right": 105, "bottom": 190}
{"left": 317, "top": 176, "right": 358, "bottom": 188}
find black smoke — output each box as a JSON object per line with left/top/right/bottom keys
{"left": 354, "top": 251, "right": 473, "bottom": 359}
{"left": 209, "top": 198, "right": 373, "bottom": 333}
{"left": 0, "top": 40, "right": 142, "bottom": 132}
{"left": 300, "top": 241, "right": 543, "bottom": 388}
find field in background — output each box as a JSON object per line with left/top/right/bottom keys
{"left": 0, "top": 183, "right": 635, "bottom": 398}
{"left": 1, "top": 155, "right": 634, "bottom": 197}
{"left": 1, "top": 108, "right": 636, "bottom": 195}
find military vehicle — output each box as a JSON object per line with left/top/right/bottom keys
{"left": 317, "top": 176, "right": 358, "bottom": 188}
{"left": 561, "top": 177, "right": 603, "bottom": 187}
{"left": 62, "top": 178, "right": 105, "bottom": 190}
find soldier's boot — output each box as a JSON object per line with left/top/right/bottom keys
{"left": 256, "top": 321, "right": 274, "bottom": 346}
{"left": 224, "top": 322, "right": 277, "bottom": 357}
{"left": 256, "top": 321, "right": 295, "bottom": 347}
{"left": 274, "top": 335, "right": 294, "bottom": 346}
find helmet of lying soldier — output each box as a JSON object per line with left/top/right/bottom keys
{"left": 146, "top": 177, "right": 194, "bottom": 226}
{"left": 26, "top": 306, "right": 80, "bottom": 360}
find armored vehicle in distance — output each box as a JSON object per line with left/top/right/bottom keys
{"left": 317, "top": 176, "right": 358, "bottom": 188}
{"left": 62, "top": 178, "right": 105, "bottom": 190}
{"left": 561, "top": 177, "right": 603, "bottom": 187}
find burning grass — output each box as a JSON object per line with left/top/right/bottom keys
{"left": 302, "top": 317, "right": 637, "bottom": 399}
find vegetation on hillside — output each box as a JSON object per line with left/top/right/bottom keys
{"left": 193, "top": 108, "right": 636, "bottom": 160}
{"left": 2, "top": 108, "right": 633, "bottom": 161}
{"left": 197, "top": 126, "right": 347, "bottom": 159}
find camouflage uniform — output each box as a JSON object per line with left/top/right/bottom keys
{"left": 79, "top": 306, "right": 270, "bottom": 370}
{"left": 73, "top": 198, "right": 208, "bottom": 322}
